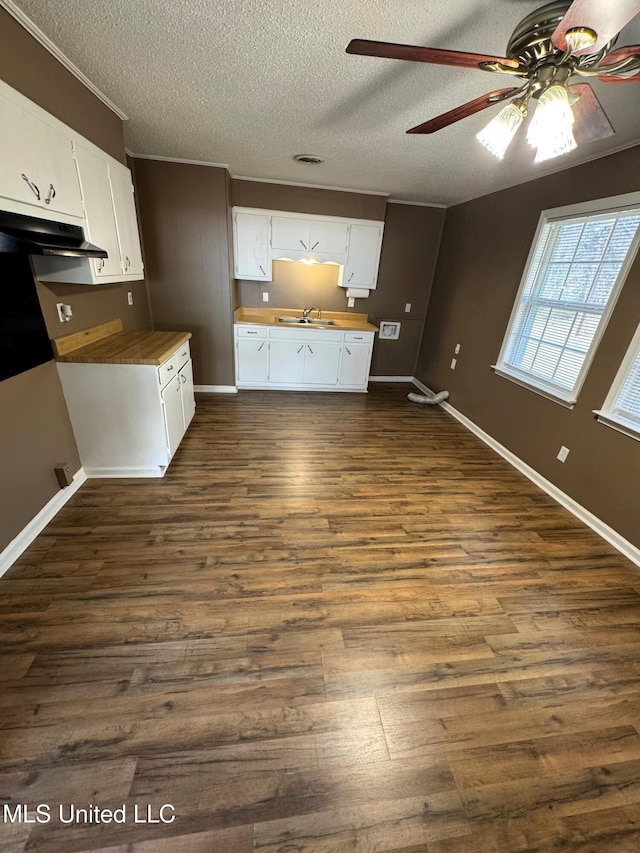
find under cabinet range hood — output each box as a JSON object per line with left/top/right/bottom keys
{"left": 0, "top": 210, "right": 107, "bottom": 258}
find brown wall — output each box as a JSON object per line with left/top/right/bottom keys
{"left": 132, "top": 160, "right": 236, "bottom": 387}
{"left": 0, "top": 10, "right": 149, "bottom": 552}
{"left": 416, "top": 144, "right": 640, "bottom": 549}
{"left": 231, "top": 180, "right": 387, "bottom": 220}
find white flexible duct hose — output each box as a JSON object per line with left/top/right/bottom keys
{"left": 407, "top": 390, "right": 449, "bottom": 405}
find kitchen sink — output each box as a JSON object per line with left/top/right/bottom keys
{"left": 275, "top": 316, "right": 338, "bottom": 326}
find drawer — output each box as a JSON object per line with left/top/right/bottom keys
{"left": 158, "top": 353, "right": 179, "bottom": 387}
{"left": 176, "top": 341, "right": 191, "bottom": 369}
{"left": 236, "top": 324, "right": 268, "bottom": 339}
{"left": 269, "top": 327, "right": 343, "bottom": 342}
{"left": 344, "top": 331, "right": 374, "bottom": 344}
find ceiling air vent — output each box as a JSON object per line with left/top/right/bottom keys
{"left": 293, "top": 154, "right": 324, "bottom": 165}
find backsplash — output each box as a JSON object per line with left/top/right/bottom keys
{"left": 235, "top": 260, "right": 361, "bottom": 312}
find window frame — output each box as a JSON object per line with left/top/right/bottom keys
{"left": 595, "top": 321, "right": 640, "bottom": 441}
{"left": 493, "top": 193, "right": 640, "bottom": 407}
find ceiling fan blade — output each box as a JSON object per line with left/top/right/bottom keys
{"left": 407, "top": 88, "right": 520, "bottom": 134}
{"left": 552, "top": 0, "right": 640, "bottom": 54}
{"left": 596, "top": 44, "right": 640, "bottom": 80}
{"left": 346, "top": 39, "right": 519, "bottom": 70}
{"left": 568, "top": 83, "right": 614, "bottom": 143}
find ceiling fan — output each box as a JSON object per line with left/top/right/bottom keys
{"left": 346, "top": 0, "right": 640, "bottom": 162}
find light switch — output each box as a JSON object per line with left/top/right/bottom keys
{"left": 454, "top": 343, "right": 461, "bottom": 354}
{"left": 405, "top": 303, "right": 411, "bottom": 313}
{"left": 347, "top": 297, "right": 355, "bottom": 308}
{"left": 127, "top": 291, "right": 134, "bottom": 306}
{"left": 557, "top": 446, "right": 570, "bottom": 462}
{"left": 450, "top": 358, "right": 457, "bottom": 370}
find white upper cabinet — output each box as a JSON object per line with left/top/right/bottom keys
{"left": 232, "top": 207, "right": 385, "bottom": 290}
{"left": 0, "top": 85, "right": 83, "bottom": 220}
{"left": 233, "top": 210, "right": 271, "bottom": 280}
{"left": 343, "top": 223, "right": 384, "bottom": 289}
{"left": 73, "top": 143, "right": 122, "bottom": 279}
{"left": 35, "top": 153, "right": 145, "bottom": 285}
{"left": 109, "top": 161, "right": 144, "bottom": 278}
{"left": 271, "top": 217, "right": 348, "bottom": 256}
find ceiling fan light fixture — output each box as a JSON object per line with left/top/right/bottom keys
{"left": 476, "top": 100, "right": 527, "bottom": 160}
{"left": 526, "top": 84, "right": 577, "bottom": 162}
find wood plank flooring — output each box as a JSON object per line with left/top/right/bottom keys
{"left": 2, "top": 384, "right": 640, "bottom": 852}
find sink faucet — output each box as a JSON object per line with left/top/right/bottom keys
{"left": 302, "top": 306, "right": 321, "bottom": 319}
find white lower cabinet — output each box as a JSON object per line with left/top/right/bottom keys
{"left": 235, "top": 324, "right": 374, "bottom": 391}
{"left": 57, "top": 342, "right": 195, "bottom": 477}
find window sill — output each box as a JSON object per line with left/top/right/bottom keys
{"left": 492, "top": 366, "right": 576, "bottom": 409}
{"left": 593, "top": 410, "right": 640, "bottom": 442}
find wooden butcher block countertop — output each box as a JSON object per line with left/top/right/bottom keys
{"left": 53, "top": 319, "right": 191, "bottom": 366}
{"left": 235, "top": 306, "right": 378, "bottom": 332}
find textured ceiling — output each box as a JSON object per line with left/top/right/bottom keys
{"left": 7, "top": 0, "right": 640, "bottom": 205}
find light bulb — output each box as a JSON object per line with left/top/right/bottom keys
{"left": 476, "top": 101, "right": 526, "bottom": 159}
{"left": 527, "top": 84, "right": 577, "bottom": 162}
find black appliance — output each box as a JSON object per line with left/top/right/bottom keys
{"left": 0, "top": 254, "right": 54, "bottom": 381}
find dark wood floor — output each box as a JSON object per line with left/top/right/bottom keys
{"left": 3, "top": 385, "right": 640, "bottom": 852}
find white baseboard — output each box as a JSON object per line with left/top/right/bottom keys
{"left": 0, "top": 468, "right": 87, "bottom": 579}
{"left": 84, "top": 467, "right": 165, "bottom": 478}
{"left": 194, "top": 385, "right": 238, "bottom": 394}
{"left": 410, "top": 377, "right": 640, "bottom": 569}
{"left": 369, "top": 375, "right": 415, "bottom": 383}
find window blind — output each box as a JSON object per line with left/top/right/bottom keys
{"left": 501, "top": 207, "right": 640, "bottom": 400}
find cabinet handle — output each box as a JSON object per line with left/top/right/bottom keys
{"left": 21, "top": 174, "right": 40, "bottom": 200}
{"left": 125, "top": 256, "right": 131, "bottom": 270}
{"left": 44, "top": 184, "right": 56, "bottom": 205}
{"left": 258, "top": 343, "right": 264, "bottom": 352}
{"left": 181, "top": 350, "right": 188, "bottom": 357}
{"left": 307, "top": 345, "right": 313, "bottom": 354}
{"left": 311, "top": 241, "right": 319, "bottom": 251}
{"left": 167, "top": 365, "right": 174, "bottom": 371}
{"left": 345, "top": 347, "right": 352, "bottom": 355}
{"left": 348, "top": 273, "right": 354, "bottom": 282}
{"left": 259, "top": 265, "right": 266, "bottom": 274}
{"left": 180, "top": 374, "right": 186, "bottom": 384}
{"left": 96, "top": 258, "right": 105, "bottom": 272}
{"left": 296, "top": 345, "right": 304, "bottom": 354}
{"left": 299, "top": 240, "right": 308, "bottom": 250}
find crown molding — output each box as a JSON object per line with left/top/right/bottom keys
{"left": 387, "top": 198, "right": 447, "bottom": 209}
{"left": 1, "top": 0, "right": 128, "bottom": 120}
{"left": 233, "top": 175, "right": 390, "bottom": 197}
{"left": 128, "top": 152, "right": 231, "bottom": 170}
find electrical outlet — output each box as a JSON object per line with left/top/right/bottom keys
{"left": 450, "top": 358, "right": 457, "bottom": 370}
{"left": 127, "top": 291, "right": 133, "bottom": 306}
{"left": 557, "top": 445, "right": 570, "bottom": 462}
{"left": 405, "top": 303, "right": 412, "bottom": 313}
{"left": 454, "top": 343, "right": 461, "bottom": 354}
{"left": 262, "top": 291, "right": 269, "bottom": 303}
{"left": 347, "top": 297, "right": 355, "bottom": 308}
{"left": 56, "top": 303, "right": 72, "bottom": 323}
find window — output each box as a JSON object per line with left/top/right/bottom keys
{"left": 495, "top": 196, "right": 640, "bottom": 406}
{"left": 596, "top": 322, "right": 640, "bottom": 440}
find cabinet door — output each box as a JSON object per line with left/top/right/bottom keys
{"left": 37, "top": 117, "right": 84, "bottom": 218}
{"left": 303, "top": 342, "right": 340, "bottom": 385}
{"left": 340, "top": 343, "right": 371, "bottom": 387}
{"left": 308, "top": 221, "right": 349, "bottom": 255}
{"left": 234, "top": 212, "right": 270, "bottom": 279}
{"left": 179, "top": 358, "right": 196, "bottom": 429}
{"left": 269, "top": 340, "right": 305, "bottom": 383}
{"left": 344, "top": 223, "right": 384, "bottom": 289}
{"left": 0, "top": 92, "right": 82, "bottom": 219}
{"left": 237, "top": 339, "right": 268, "bottom": 383}
{"left": 73, "top": 144, "right": 122, "bottom": 278}
{"left": 162, "top": 373, "right": 185, "bottom": 459}
{"left": 109, "top": 162, "right": 144, "bottom": 277}
{"left": 270, "top": 216, "right": 311, "bottom": 251}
